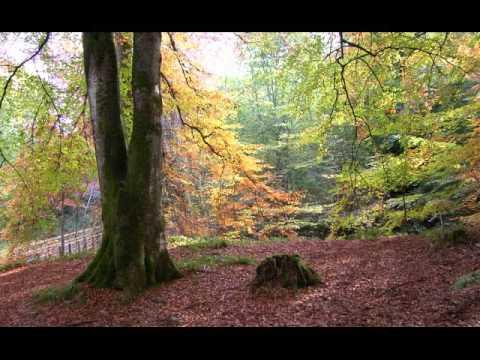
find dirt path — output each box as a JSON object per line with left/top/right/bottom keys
{"left": 1, "top": 236, "right": 480, "bottom": 326}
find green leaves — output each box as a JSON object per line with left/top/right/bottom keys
{"left": 0, "top": 33, "right": 95, "bottom": 241}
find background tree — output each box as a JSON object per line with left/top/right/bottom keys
{"left": 233, "top": 32, "right": 480, "bottom": 238}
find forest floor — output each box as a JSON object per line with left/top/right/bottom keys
{"left": 1, "top": 235, "right": 480, "bottom": 326}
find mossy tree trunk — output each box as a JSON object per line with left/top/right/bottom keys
{"left": 77, "top": 32, "right": 181, "bottom": 296}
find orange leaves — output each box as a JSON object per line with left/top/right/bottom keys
{"left": 112, "top": 32, "right": 303, "bottom": 240}
{"left": 355, "top": 120, "right": 371, "bottom": 143}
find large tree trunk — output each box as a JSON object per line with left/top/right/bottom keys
{"left": 77, "top": 32, "right": 181, "bottom": 296}
{"left": 77, "top": 32, "right": 128, "bottom": 289}
{"left": 117, "top": 32, "right": 181, "bottom": 293}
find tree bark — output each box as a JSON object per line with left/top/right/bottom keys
{"left": 77, "top": 32, "right": 180, "bottom": 296}
{"left": 76, "top": 32, "right": 127, "bottom": 288}
{"left": 117, "top": 32, "right": 181, "bottom": 293}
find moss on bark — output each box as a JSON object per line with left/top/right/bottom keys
{"left": 155, "top": 250, "right": 183, "bottom": 282}
{"left": 76, "top": 233, "right": 118, "bottom": 288}
{"left": 78, "top": 32, "right": 181, "bottom": 296}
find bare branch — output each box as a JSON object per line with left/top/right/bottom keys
{"left": 36, "top": 70, "right": 62, "bottom": 118}
{"left": 439, "top": 32, "right": 449, "bottom": 51}
{"left": 334, "top": 33, "right": 466, "bottom": 75}
{"left": 0, "top": 32, "right": 50, "bottom": 112}
{"left": 71, "top": 93, "right": 88, "bottom": 132}
{"left": 358, "top": 57, "right": 385, "bottom": 92}
{"left": 328, "top": 69, "right": 339, "bottom": 122}
{"left": 28, "top": 96, "right": 46, "bottom": 151}
{"left": 0, "top": 33, "right": 50, "bottom": 192}
{"left": 160, "top": 71, "right": 223, "bottom": 158}
{"left": 233, "top": 32, "right": 254, "bottom": 45}
{"left": 341, "top": 37, "right": 377, "bottom": 57}
{"left": 0, "top": 146, "right": 30, "bottom": 191}
{"left": 0, "top": 33, "right": 51, "bottom": 189}
{"left": 339, "top": 32, "right": 345, "bottom": 60}
{"left": 166, "top": 32, "right": 200, "bottom": 94}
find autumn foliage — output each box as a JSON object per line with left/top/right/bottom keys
{"left": 0, "top": 32, "right": 301, "bottom": 245}
{"left": 159, "top": 37, "right": 301, "bottom": 238}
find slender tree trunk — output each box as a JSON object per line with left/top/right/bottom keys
{"left": 77, "top": 32, "right": 180, "bottom": 296}
{"left": 114, "top": 32, "right": 133, "bottom": 145}
{"left": 60, "top": 190, "right": 65, "bottom": 256}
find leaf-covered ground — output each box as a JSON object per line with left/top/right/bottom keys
{"left": 1, "top": 235, "right": 480, "bottom": 326}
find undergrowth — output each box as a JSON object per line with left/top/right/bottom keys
{"left": 170, "top": 234, "right": 290, "bottom": 251}
{"left": 60, "top": 250, "right": 95, "bottom": 261}
{"left": 0, "top": 259, "right": 27, "bottom": 273}
{"left": 32, "top": 282, "right": 83, "bottom": 304}
{"left": 170, "top": 236, "right": 228, "bottom": 251}
{"left": 424, "top": 223, "right": 469, "bottom": 248}
{"left": 453, "top": 270, "right": 480, "bottom": 289}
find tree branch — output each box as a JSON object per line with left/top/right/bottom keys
{"left": 0, "top": 146, "right": 30, "bottom": 191}
{"left": 0, "top": 33, "right": 50, "bottom": 192}
{"left": 166, "top": 32, "right": 200, "bottom": 94}
{"left": 358, "top": 57, "right": 384, "bottom": 92}
{"left": 0, "top": 32, "right": 50, "bottom": 112}
{"left": 233, "top": 32, "right": 254, "bottom": 45}
{"left": 341, "top": 36, "right": 376, "bottom": 57}
{"left": 160, "top": 71, "right": 223, "bottom": 158}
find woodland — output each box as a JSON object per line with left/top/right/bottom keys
{"left": 1, "top": 32, "right": 480, "bottom": 326}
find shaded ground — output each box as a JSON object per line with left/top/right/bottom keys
{"left": 1, "top": 235, "right": 480, "bottom": 326}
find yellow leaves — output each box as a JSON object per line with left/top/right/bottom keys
{"left": 1, "top": 119, "right": 96, "bottom": 241}
{"left": 458, "top": 38, "right": 480, "bottom": 73}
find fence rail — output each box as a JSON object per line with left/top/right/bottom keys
{"left": 10, "top": 226, "right": 103, "bottom": 262}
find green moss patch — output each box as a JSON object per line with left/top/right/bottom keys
{"left": 32, "top": 282, "right": 83, "bottom": 304}
{"left": 177, "top": 255, "right": 255, "bottom": 272}
{"left": 453, "top": 270, "right": 480, "bottom": 290}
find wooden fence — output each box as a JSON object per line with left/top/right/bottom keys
{"left": 10, "top": 226, "right": 103, "bottom": 262}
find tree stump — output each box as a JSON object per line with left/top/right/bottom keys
{"left": 251, "top": 254, "right": 321, "bottom": 289}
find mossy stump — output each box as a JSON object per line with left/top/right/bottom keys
{"left": 251, "top": 254, "right": 321, "bottom": 289}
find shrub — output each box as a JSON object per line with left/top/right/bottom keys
{"left": 258, "top": 223, "right": 298, "bottom": 240}
{"left": 296, "top": 221, "right": 330, "bottom": 239}
{"left": 330, "top": 214, "right": 357, "bottom": 237}
{"left": 355, "top": 227, "right": 386, "bottom": 240}
{"left": 425, "top": 222, "right": 469, "bottom": 248}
